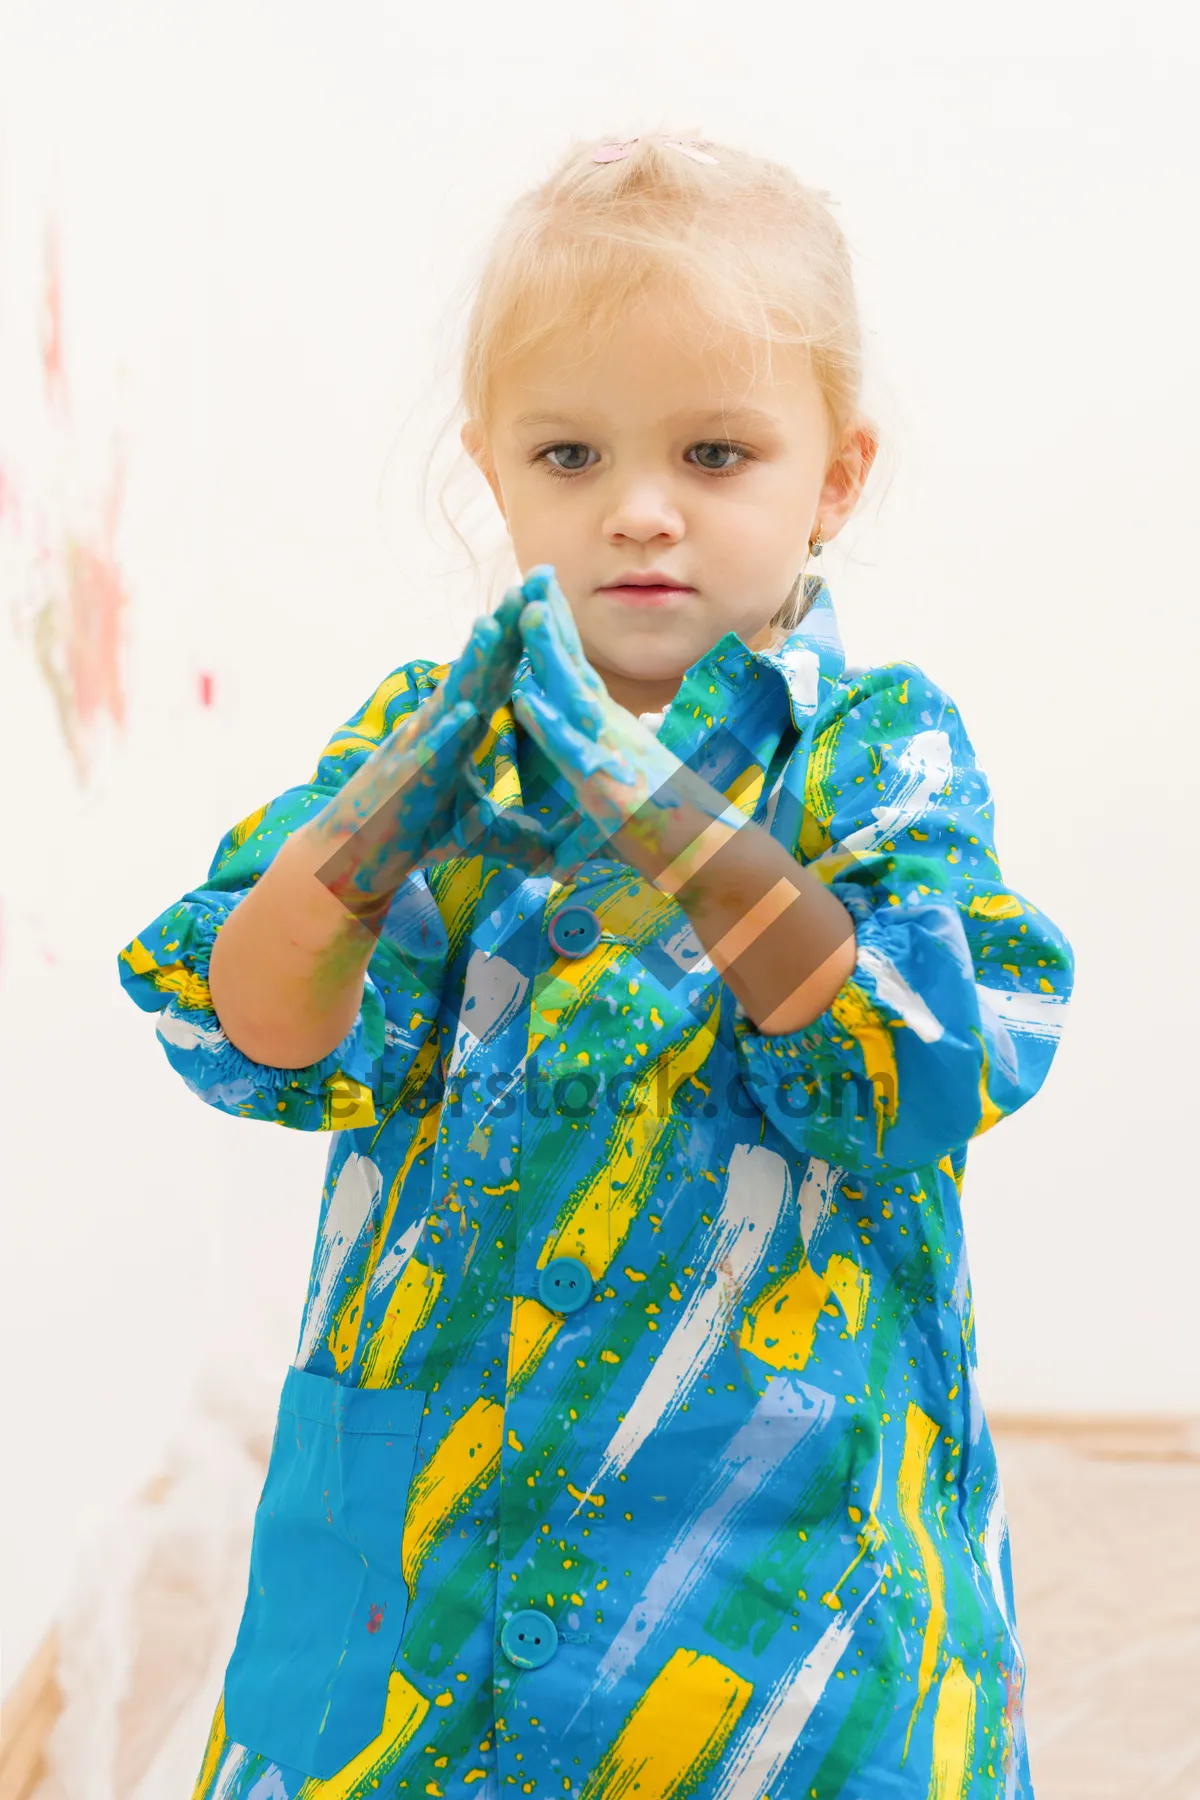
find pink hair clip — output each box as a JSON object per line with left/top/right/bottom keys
{"left": 592, "top": 137, "right": 719, "bottom": 165}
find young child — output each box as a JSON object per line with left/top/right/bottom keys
{"left": 119, "top": 133, "right": 1074, "bottom": 1800}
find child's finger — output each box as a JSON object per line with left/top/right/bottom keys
{"left": 520, "top": 604, "right": 605, "bottom": 737}
{"left": 521, "top": 565, "right": 603, "bottom": 693}
{"left": 415, "top": 699, "right": 483, "bottom": 769}
{"left": 442, "top": 610, "right": 503, "bottom": 712}
{"left": 320, "top": 696, "right": 483, "bottom": 897}
{"left": 489, "top": 584, "right": 528, "bottom": 673}
{"left": 513, "top": 685, "right": 629, "bottom": 789}
{"left": 511, "top": 671, "right": 583, "bottom": 761}
{"left": 542, "top": 594, "right": 599, "bottom": 691}
{"left": 517, "top": 604, "right": 571, "bottom": 709}
{"left": 473, "top": 588, "right": 529, "bottom": 716}
{"left": 493, "top": 582, "right": 526, "bottom": 635}
{"left": 379, "top": 702, "right": 480, "bottom": 840}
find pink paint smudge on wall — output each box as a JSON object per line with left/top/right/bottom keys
{"left": 31, "top": 445, "right": 132, "bottom": 779}
{"left": 41, "top": 221, "right": 69, "bottom": 414}
{"left": 1, "top": 216, "right": 133, "bottom": 781}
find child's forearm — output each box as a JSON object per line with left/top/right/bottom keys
{"left": 207, "top": 824, "right": 383, "bottom": 1069}
{"left": 614, "top": 801, "right": 857, "bottom": 1035}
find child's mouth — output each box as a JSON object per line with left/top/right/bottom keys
{"left": 600, "top": 584, "right": 694, "bottom": 608}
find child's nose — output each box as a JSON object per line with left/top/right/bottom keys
{"left": 602, "top": 477, "right": 685, "bottom": 543}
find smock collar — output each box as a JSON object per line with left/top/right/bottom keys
{"left": 652, "top": 573, "right": 846, "bottom": 758}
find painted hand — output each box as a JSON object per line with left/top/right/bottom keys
{"left": 512, "top": 565, "right": 741, "bottom": 884}
{"left": 311, "top": 585, "right": 566, "bottom": 920}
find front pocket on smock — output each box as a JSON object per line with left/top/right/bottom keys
{"left": 223, "top": 1366, "right": 425, "bottom": 1779}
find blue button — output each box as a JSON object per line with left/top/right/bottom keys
{"left": 548, "top": 904, "right": 602, "bottom": 959}
{"left": 538, "top": 1255, "right": 594, "bottom": 1315}
{"left": 500, "top": 1608, "right": 559, "bottom": 1669}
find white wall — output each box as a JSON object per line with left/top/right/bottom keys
{"left": 2, "top": 0, "right": 1197, "bottom": 1695}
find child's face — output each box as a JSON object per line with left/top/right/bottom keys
{"left": 463, "top": 296, "right": 873, "bottom": 711}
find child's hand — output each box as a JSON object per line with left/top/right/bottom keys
{"left": 311, "top": 586, "right": 564, "bottom": 919}
{"left": 512, "top": 565, "right": 713, "bottom": 877}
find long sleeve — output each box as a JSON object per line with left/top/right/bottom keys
{"left": 117, "top": 662, "right": 449, "bottom": 1130}
{"left": 734, "top": 661, "right": 1074, "bottom": 1177}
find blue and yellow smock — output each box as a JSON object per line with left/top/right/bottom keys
{"left": 118, "top": 575, "right": 1073, "bottom": 1799}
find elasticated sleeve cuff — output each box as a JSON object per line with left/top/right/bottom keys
{"left": 733, "top": 876, "right": 1047, "bottom": 1178}
{"left": 119, "top": 888, "right": 388, "bottom": 1131}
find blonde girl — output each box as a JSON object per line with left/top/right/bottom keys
{"left": 120, "top": 131, "right": 1073, "bottom": 1800}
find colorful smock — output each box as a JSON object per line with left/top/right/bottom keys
{"left": 118, "top": 575, "right": 1074, "bottom": 1800}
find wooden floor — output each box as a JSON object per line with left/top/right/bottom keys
{"left": 3, "top": 1416, "right": 1198, "bottom": 1800}
{"left": 991, "top": 1415, "right": 1200, "bottom": 1800}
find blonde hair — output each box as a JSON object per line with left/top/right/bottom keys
{"left": 423, "top": 130, "right": 879, "bottom": 636}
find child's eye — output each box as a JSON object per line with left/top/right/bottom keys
{"left": 539, "top": 443, "right": 595, "bottom": 477}
{"left": 535, "top": 441, "right": 752, "bottom": 480}
{"left": 688, "top": 441, "right": 751, "bottom": 475}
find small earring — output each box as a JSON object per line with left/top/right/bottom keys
{"left": 808, "top": 522, "right": 824, "bottom": 558}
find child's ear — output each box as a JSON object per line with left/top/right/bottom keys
{"left": 461, "top": 420, "right": 507, "bottom": 521}
{"left": 817, "top": 422, "right": 879, "bottom": 541}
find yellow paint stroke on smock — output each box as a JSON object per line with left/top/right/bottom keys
{"left": 527, "top": 938, "right": 625, "bottom": 1048}
{"left": 739, "top": 1252, "right": 870, "bottom": 1372}
{"left": 937, "top": 1151, "right": 964, "bottom": 1200}
{"left": 806, "top": 847, "right": 871, "bottom": 888}
{"left": 543, "top": 1014, "right": 719, "bottom": 1278}
{"left": 369, "top": 1041, "right": 441, "bottom": 1148}
{"left": 898, "top": 1402, "right": 946, "bottom": 1759}
{"left": 360, "top": 1257, "right": 444, "bottom": 1389}
{"left": 740, "top": 1259, "right": 829, "bottom": 1372}
{"left": 310, "top": 732, "right": 384, "bottom": 768}
{"left": 470, "top": 703, "right": 522, "bottom": 809}
{"left": 294, "top": 1667, "right": 430, "bottom": 1799}
{"left": 928, "top": 1659, "right": 977, "bottom": 1800}
{"left": 118, "top": 936, "right": 212, "bottom": 1011}
{"left": 724, "top": 762, "right": 765, "bottom": 818}
{"left": 311, "top": 666, "right": 423, "bottom": 769}
{"left": 580, "top": 1647, "right": 752, "bottom": 1800}
{"left": 342, "top": 667, "right": 412, "bottom": 746}
{"left": 328, "top": 1106, "right": 441, "bottom": 1371}
{"left": 402, "top": 1396, "right": 504, "bottom": 1592}
{"left": 468, "top": 711, "right": 505, "bottom": 771}
{"left": 967, "top": 892, "right": 1023, "bottom": 920}
{"left": 528, "top": 970, "right": 592, "bottom": 1042}
{"left": 798, "top": 711, "right": 846, "bottom": 862}
{"left": 191, "top": 1692, "right": 227, "bottom": 1799}
{"left": 973, "top": 1035, "right": 1004, "bottom": 1139}
{"left": 506, "top": 1294, "right": 565, "bottom": 1394}
{"left": 228, "top": 800, "right": 268, "bottom": 849}
{"left": 430, "top": 854, "right": 499, "bottom": 964}
{"left": 596, "top": 878, "right": 678, "bottom": 948}
{"left": 829, "top": 984, "right": 898, "bottom": 1155}
{"left": 322, "top": 1073, "right": 376, "bottom": 1133}
{"left": 824, "top": 1252, "right": 871, "bottom": 1334}
{"left": 489, "top": 747, "right": 522, "bottom": 810}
